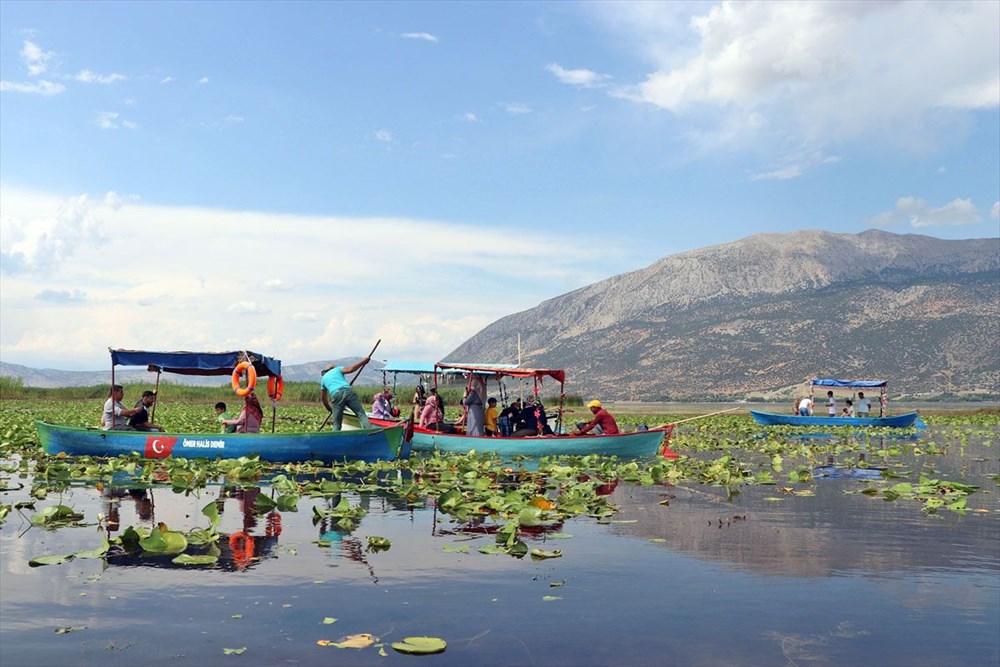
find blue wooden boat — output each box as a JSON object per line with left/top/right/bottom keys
{"left": 749, "top": 410, "right": 925, "bottom": 429}
{"left": 367, "top": 362, "right": 679, "bottom": 458}
{"left": 36, "top": 348, "right": 409, "bottom": 463}
{"left": 751, "top": 377, "right": 925, "bottom": 429}
{"left": 36, "top": 420, "right": 408, "bottom": 463}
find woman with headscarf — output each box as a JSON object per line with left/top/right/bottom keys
{"left": 222, "top": 390, "right": 264, "bottom": 433}
{"left": 462, "top": 374, "right": 487, "bottom": 437}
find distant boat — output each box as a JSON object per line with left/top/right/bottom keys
{"left": 751, "top": 378, "right": 925, "bottom": 429}
{"left": 36, "top": 348, "right": 409, "bottom": 463}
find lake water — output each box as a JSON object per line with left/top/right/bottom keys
{"left": 1, "top": 425, "right": 997, "bottom": 667}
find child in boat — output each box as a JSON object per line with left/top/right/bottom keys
{"left": 842, "top": 399, "right": 855, "bottom": 417}
{"left": 485, "top": 397, "right": 498, "bottom": 436}
{"left": 215, "top": 402, "right": 237, "bottom": 433}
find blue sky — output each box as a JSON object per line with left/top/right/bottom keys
{"left": 1, "top": 1, "right": 998, "bottom": 371}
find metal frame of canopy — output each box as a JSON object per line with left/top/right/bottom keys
{"left": 434, "top": 362, "right": 567, "bottom": 434}
{"left": 808, "top": 377, "right": 888, "bottom": 417}
{"left": 108, "top": 348, "right": 283, "bottom": 430}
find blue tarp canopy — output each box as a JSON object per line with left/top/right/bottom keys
{"left": 811, "top": 378, "right": 887, "bottom": 388}
{"left": 110, "top": 349, "right": 282, "bottom": 378}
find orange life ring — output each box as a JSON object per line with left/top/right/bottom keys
{"left": 232, "top": 362, "right": 257, "bottom": 397}
{"left": 267, "top": 374, "right": 284, "bottom": 401}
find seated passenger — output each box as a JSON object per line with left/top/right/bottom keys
{"left": 128, "top": 390, "right": 165, "bottom": 432}
{"left": 102, "top": 385, "right": 142, "bottom": 430}
{"left": 221, "top": 391, "right": 263, "bottom": 433}
{"left": 372, "top": 388, "right": 395, "bottom": 419}
{"left": 498, "top": 399, "right": 520, "bottom": 437}
{"left": 842, "top": 399, "right": 855, "bottom": 417}
{"left": 573, "top": 400, "right": 620, "bottom": 436}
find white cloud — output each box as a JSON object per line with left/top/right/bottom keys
{"left": 401, "top": 32, "right": 439, "bottom": 43}
{"left": 375, "top": 129, "right": 393, "bottom": 142}
{"left": 36, "top": 289, "right": 87, "bottom": 304}
{"left": 160, "top": 76, "right": 175, "bottom": 84}
{"left": 750, "top": 151, "right": 840, "bottom": 181}
{"left": 0, "top": 79, "right": 65, "bottom": 95}
{"left": 76, "top": 70, "right": 126, "bottom": 84}
{"left": 96, "top": 112, "right": 136, "bottom": 130}
{"left": 547, "top": 62, "right": 610, "bottom": 88}
{"left": 461, "top": 112, "right": 479, "bottom": 123}
{"left": 20, "top": 40, "right": 54, "bottom": 76}
{"left": 991, "top": 202, "right": 1000, "bottom": 219}
{"left": 198, "top": 77, "right": 209, "bottom": 84}
{"left": 610, "top": 1, "right": 999, "bottom": 152}
{"left": 869, "top": 196, "right": 984, "bottom": 228}
{"left": 504, "top": 102, "right": 532, "bottom": 115}
{"left": 0, "top": 185, "right": 632, "bottom": 369}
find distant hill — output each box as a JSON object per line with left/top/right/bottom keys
{"left": 443, "top": 229, "right": 1000, "bottom": 400}
{"left": 0, "top": 358, "right": 387, "bottom": 389}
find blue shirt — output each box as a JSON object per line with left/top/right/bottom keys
{"left": 321, "top": 367, "right": 350, "bottom": 394}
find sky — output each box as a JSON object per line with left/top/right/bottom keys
{"left": 1, "top": 0, "right": 998, "bottom": 371}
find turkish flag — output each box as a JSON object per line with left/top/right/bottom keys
{"left": 144, "top": 436, "right": 177, "bottom": 458}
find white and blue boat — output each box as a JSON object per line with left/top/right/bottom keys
{"left": 750, "top": 378, "right": 925, "bottom": 429}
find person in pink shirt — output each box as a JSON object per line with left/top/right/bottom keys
{"left": 573, "top": 399, "right": 620, "bottom": 435}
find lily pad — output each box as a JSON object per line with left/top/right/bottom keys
{"left": 330, "top": 633, "right": 376, "bottom": 649}
{"left": 391, "top": 636, "right": 447, "bottom": 655}
{"left": 172, "top": 554, "right": 219, "bottom": 566}
{"left": 30, "top": 554, "right": 74, "bottom": 567}
{"left": 530, "top": 548, "right": 562, "bottom": 559}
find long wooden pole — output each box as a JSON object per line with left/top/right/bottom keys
{"left": 665, "top": 406, "right": 743, "bottom": 426}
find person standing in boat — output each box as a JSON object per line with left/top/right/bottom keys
{"left": 797, "top": 396, "right": 813, "bottom": 416}
{"left": 825, "top": 391, "right": 836, "bottom": 417}
{"left": 462, "top": 375, "right": 486, "bottom": 436}
{"left": 856, "top": 392, "right": 871, "bottom": 417}
{"left": 215, "top": 402, "right": 237, "bottom": 433}
{"left": 411, "top": 385, "right": 427, "bottom": 421}
{"left": 321, "top": 356, "right": 372, "bottom": 431}
{"left": 101, "top": 384, "right": 142, "bottom": 430}
{"left": 573, "top": 399, "right": 620, "bottom": 436}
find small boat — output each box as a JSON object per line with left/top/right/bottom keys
{"left": 37, "top": 420, "right": 407, "bottom": 464}
{"left": 750, "top": 378, "right": 925, "bottom": 429}
{"left": 36, "top": 348, "right": 409, "bottom": 463}
{"left": 368, "top": 362, "right": 679, "bottom": 459}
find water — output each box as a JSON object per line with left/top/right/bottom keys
{"left": 1, "top": 428, "right": 997, "bottom": 667}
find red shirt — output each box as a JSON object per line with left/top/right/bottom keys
{"left": 581, "top": 408, "right": 619, "bottom": 435}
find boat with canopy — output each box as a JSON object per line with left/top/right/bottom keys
{"left": 749, "top": 378, "right": 925, "bottom": 428}
{"left": 365, "top": 361, "right": 678, "bottom": 458}
{"left": 36, "top": 348, "right": 409, "bottom": 463}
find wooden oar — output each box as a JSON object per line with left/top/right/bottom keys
{"left": 318, "top": 340, "right": 382, "bottom": 431}
{"left": 657, "top": 406, "right": 743, "bottom": 459}
{"left": 664, "top": 406, "right": 743, "bottom": 427}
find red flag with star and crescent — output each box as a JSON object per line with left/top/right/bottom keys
{"left": 144, "top": 435, "right": 177, "bottom": 459}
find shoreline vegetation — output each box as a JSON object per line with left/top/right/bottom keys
{"left": 1, "top": 375, "right": 996, "bottom": 418}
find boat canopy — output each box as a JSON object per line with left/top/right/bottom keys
{"left": 811, "top": 378, "right": 887, "bottom": 388}
{"left": 382, "top": 360, "right": 463, "bottom": 376}
{"left": 436, "top": 362, "right": 565, "bottom": 385}
{"left": 110, "top": 348, "right": 282, "bottom": 378}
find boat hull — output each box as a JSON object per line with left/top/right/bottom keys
{"left": 36, "top": 421, "right": 409, "bottom": 463}
{"left": 367, "top": 418, "right": 677, "bottom": 458}
{"left": 749, "top": 410, "right": 925, "bottom": 429}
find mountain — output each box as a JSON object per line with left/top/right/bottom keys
{"left": 0, "top": 358, "right": 386, "bottom": 389}
{"left": 443, "top": 229, "right": 1000, "bottom": 400}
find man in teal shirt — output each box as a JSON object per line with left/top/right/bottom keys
{"left": 320, "top": 356, "right": 372, "bottom": 430}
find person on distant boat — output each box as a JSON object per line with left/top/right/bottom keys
{"left": 573, "top": 399, "right": 620, "bottom": 436}
{"left": 498, "top": 399, "right": 520, "bottom": 436}
{"left": 797, "top": 396, "right": 813, "bottom": 416}
{"left": 371, "top": 388, "right": 395, "bottom": 419}
{"left": 128, "top": 390, "right": 164, "bottom": 432}
{"left": 411, "top": 385, "right": 427, "bottom": 421}
{"left": 842, "top": 399, "right": 855, "bottom": 417}
{"left": 223, "top": 391, "right": 264, "bottom": 433}
{"left": 320, "top": 356, "right": 372, "bottom": 431}
{"left": 215, "top": 401, "right": 237, "bottom": 433}
{"left": 512, "top": 396, "right": 547, "bottom": 437}
{"left": 102, "top": 385, "right": 143, "bottom": 430}
{"left": 825, "top": 391, "right": 836, "bottom": 417}
{"left": 485, "top": 397, "right": 499, "bottom": 436}
{"left": 856, "top": 392, "right": 871, "bottom": 417}
{"left": 419, "top": 390, "right": 443, "bottom": 429}
{"left": 462, "top": 375, "right": 486, "bottom": 437}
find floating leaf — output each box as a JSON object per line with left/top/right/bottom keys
{"left": 477, "top": 544, "right": 507, "bottom": 555}
{"left": 222, "top": 646, "right": 246, "bottom": 655}
{"left": 530, "top": 549, "right": 562, "bottom": 560}
{"left": 54, "top": 626, "right": 87, "bottom": 634}
{"left": 330, "top": 633, "right": 376, "bottom": 649}
{"left": 172, "top": 554, "right": 218, "bottom": 565}
{"left": 366, "top": 536, "right": 391, "bottom": 551}
{"left": 30, "top": 554, "right": 74, "bottom": 567}
{"left": 542, "top": 595, "right": 562, "bottom": 601}
{"left": 322, "top": 617, "right": 338, "bottom": 625}
{"left": 391, "top": 636, "right": 447, "bottom": 655}
{"left": 442, "top": 545, "right": 469, "bottom": 553}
